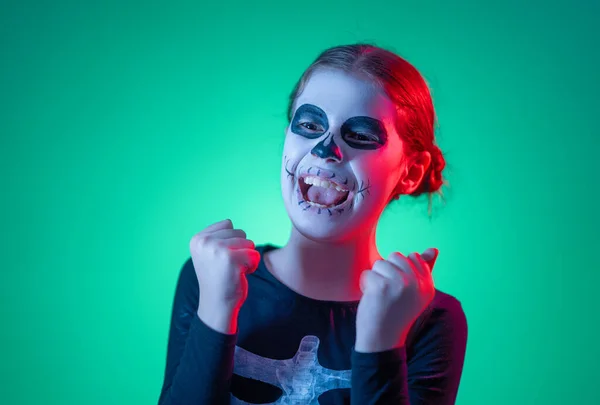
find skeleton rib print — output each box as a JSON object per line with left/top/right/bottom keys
{"left": 230, "top": 335, "right": 352, "bottom": 405}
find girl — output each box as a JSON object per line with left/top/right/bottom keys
{"left": 158, "top": 44, "right": 468, "bottom": 405}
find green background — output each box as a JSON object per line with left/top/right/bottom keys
{"left": 1, "top": 0, "right": 598, "bottom": 404}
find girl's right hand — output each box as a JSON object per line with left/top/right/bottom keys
{"left": 189, "top": 219, "right": 260, "bottom": 333}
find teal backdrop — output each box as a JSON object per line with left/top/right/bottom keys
{"left": 1, "top": 0, "right": 598, "bottom": 404}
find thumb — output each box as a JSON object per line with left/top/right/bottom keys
{"left": 421, "top": 248, "right": 439, "bottom": 272}
{"left": 359, "top": 270, "right": 368, "bottom": 293}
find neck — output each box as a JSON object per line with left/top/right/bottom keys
{"left": 267, "top": 226, "right": 382, "bottom": 302}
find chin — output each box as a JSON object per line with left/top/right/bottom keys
{"left": 290, "top": 215, "right": 352, "bottom": 243}
{"left": 282, "top": 196, "right": 375, "bottom": 244}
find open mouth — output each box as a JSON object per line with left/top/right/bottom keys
{"left": 298, "top": 175, "right": 351, "bottom": 208}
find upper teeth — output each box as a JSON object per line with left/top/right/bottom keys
{"left": 303, "top": 176, "right": 348, "bottom": 192}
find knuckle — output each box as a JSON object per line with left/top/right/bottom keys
{"left": 223, "top": 251, "right": 237, "bottom": 267}
{"left": 196, "top": 235, "right": 210, "bottom": 249}
{"left": 372, "top": 260, "right": 385, "bottom": 272}
{"left": 189, "top": 234, "right": 203, "bottom": 251}
{"left": 375, "top": 280, "right": 390, "bottom": 294}
{"left": 405, "top": 279, "right": 418, "bottom": 292}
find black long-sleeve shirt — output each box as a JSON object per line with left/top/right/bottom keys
{"left": 158, "top": 244, "right": 468, "bottom": 405}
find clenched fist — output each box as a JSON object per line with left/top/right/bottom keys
{"left": 355, "top": 248, "right": 438, "bottom": 353}
{"left": 189, "top": 219, "right": 260, "bottom": 334}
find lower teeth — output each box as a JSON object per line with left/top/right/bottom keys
{"left": 306, "top": 200, "right": 340, "bottom": 208}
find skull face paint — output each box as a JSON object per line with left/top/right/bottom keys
{"left": 290, "top": 103, "right": 343, "bottom": 162}
{"left": 291, "top": 104, "right": 388, "bottom": 153}
{"left": 280, "top": 68, "right": 406, "bottom": 242}
{"left": 340, "top": 116, "right": 387, "bottom": 150}
{"left": 290, "top": 103, "right": 329, "bottom": 139}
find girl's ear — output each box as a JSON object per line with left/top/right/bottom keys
{"left": 395, "top": 151, "right": 431, "bottom": 195}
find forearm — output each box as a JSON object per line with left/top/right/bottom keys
{"left": 158, "top": 313, "right": 236, "bottom": 405}
{"left": 350, "top": 346, "right": 410, "bottom": 405}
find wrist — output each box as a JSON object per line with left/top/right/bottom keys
{"left": 197, "top": 302, "right": 239, "bottom": 335}
{"left": 355, "top": 332, "right": 407, "bottom": 353}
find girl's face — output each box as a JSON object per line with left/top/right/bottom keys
{"left": 281, "top": 68, "right": 407, "bottom": 242}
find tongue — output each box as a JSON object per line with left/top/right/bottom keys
{"left": 306, "top": 185, "right": 347, "bottom": 206}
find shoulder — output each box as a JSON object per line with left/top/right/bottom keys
{"left": 407, "top": 289, "right": 468, "bottom": 349}
{"left": 255, "top": 243, "right": 279, "bottom": 255}
{"left": 173, "top": 256, "right": 199, "bottom": 306}
{"left": 405, "top": 291, "right": 468, "bottom": 394}
{"left": 428, "top": 289, "right": 468, "bottom": 333}
{"left": 179, "top": 256, "right": 197, "bottom": 285}
{"left": 431, "top": 289, "right": 466, "bottom": 318}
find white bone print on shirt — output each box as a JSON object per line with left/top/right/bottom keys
{"left": 230, "top": 335, "right": 352, "bottom": 405}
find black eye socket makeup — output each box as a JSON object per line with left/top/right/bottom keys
{"left": 340, "top": 116, "right": 387, "bottom": 150}
{"left": 290, "top": 104, "right": 329, "bottom": 139}
{"left": 291, "top": 104, "right": 387, "bottom": 150}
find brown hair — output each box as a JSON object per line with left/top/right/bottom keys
{"left": 287, "top": 44, "right": 447, "bottom": 214}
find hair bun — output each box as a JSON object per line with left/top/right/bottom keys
{"left": 427, "top": 146, "right": 445, "bottom": 193}
{"left": 431, "top": 146, "right": 445, "bottom": 172}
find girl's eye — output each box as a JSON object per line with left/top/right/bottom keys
{"left": 300, "top": 122, "right": 320, "bottom": 131}
{"left": 348, "top": 132, "right": 377, "bottom": 143}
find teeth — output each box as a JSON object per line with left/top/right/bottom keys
{"left": 306, "top": 201, "right": 331, "bottom": 208}
{"left": 303, "top": 176, "right": 348, "bottom": 192}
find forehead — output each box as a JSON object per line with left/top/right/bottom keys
{"left": 294, "top": 68, "right": 396, "bottom": 124}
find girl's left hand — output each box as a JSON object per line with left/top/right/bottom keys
{"left": 355, "top": 248, "right": 438, "bottom": 353}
